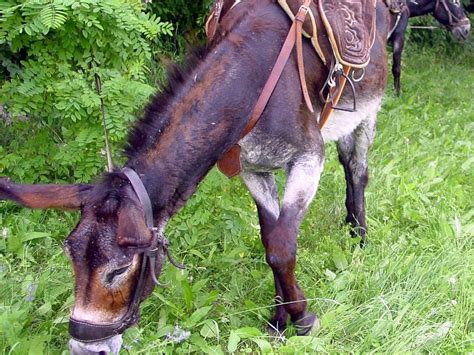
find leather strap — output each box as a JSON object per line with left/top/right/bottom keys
{"left": 217, "top": 0, "right": 313, "bottom": 178}
{"left": 318, "top": 64, "right": 351, "bottom": 129}
{"left": 242, "top": 1, "right": 312, "bottom": 137}
{"left": 122, "top": 167, "right": 153, "bottom": 228}
{"left": 296, "top": 4, "right": 314, "bottom": 113}
{"left": 435, "top": 0, "right": 469, "bottom": 27}
{"left": 69, "top": 243, "right": 152, "bottom": 343}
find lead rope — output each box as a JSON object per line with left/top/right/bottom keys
{"left": 95, "top": 73, "right": 114, "bottom": 172}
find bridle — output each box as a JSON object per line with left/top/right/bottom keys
{"left": 69, "top": 167, "right": 184, "bottom": 343}
{"left": 434, "top": 0, "right": 469, "bottom": 28}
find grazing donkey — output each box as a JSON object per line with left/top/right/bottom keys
{"left": 0, "top": 1, "right": 393, "bottom": 353}
{"left": 389, "top": 0, "right": 470, "bottom": 94}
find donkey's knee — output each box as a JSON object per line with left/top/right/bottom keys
{"left": 265, "top": 243, "right": 296, "bottom": 271}
{"left": 349, "top": 161, "right": 369, "bottom": 188}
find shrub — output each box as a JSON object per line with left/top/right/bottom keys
{"left": 0, "top": 0, "right": 173, "bottom": 182}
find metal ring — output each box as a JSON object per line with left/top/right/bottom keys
{"left": 352, "top": 67, "right": 366, "bottom": 82}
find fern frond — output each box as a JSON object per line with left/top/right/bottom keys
{"left": 40, "top": 2, "right": 67, "bottom": 30}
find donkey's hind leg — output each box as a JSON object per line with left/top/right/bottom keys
{"left": 337, "top": 118, "right": 376, "bottom": 247}
{"left": 278, "top": 153, "right": 324, "bottom": 335}
{"left": 241, "top": 172, "right": 289, "bottom": 334}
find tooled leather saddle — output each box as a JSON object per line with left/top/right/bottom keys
{"left": 278, "top": 0, "right": 377, "bottom": 68}
{"left": 207, "top": 0, "right": 377, "bottom": 68}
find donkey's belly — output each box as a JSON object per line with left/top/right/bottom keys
{"left": 239, "top": 96, "right": 382, "bottom": 172}
{"left": 320, "top": 97, "right": 382, "bottom": 143}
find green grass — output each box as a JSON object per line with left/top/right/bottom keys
{"left": 1, "top": 42, "right": 473, "bottom": 353}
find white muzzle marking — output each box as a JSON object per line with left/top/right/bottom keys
{"left": 69, "top": 335, "right": 123, "bottom": 355}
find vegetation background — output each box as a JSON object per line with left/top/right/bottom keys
{"left": 0, "top": 1, "right": 473, "bottom": 353}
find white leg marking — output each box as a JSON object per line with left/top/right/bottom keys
{"left": 241, "top": 172, "right": 280, "bottom": 220}
{"left": 282, "top": 155, "right": 324, "bottom": 222}
{"left": 349, "top": 117, "right": 376, "bottom": 185}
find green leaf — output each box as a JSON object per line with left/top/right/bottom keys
{"left": 234, "top": 327, "right": 262, "bottom": 338}
{"left": 332, "top": 247, "right": 348, "bottom": 271}
{"left": 200, "top": 320, "right": 219, "bottom": 339}
{"left": 181, "top": 279, "right": 193, "bottom": 310}
{"left": 22, "top": 232, "right": 51, "bottom": 242}
{"left": 251, "top": 338, "right": 273, "bottom": 354}
{"left": 227, "top": 331, "right": 240, "bottom": 353}
{"left": 184, "top": 306, "right": 212, "bottom": 328}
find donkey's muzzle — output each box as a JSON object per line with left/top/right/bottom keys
{"left": 451, "top": 20, "right": 471, "bottom": 40}
{"left": 69, "top": 334, "right": 122, "bottom": 355}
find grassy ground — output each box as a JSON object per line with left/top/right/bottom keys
{"left": 1, "top": 41, "right": 473, "bottom": 353}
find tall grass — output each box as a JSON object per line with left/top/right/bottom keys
{"left": 0, "top": 41, "right": 473, "bottom": 353}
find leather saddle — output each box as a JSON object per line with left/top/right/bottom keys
{"left": 279, "top": 0, "right": 377, "bottom": 68}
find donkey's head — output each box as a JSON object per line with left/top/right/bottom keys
{"left": 432, "top": 0, "right": 471, "bottom": 39}
{"left": 0, "top": 173, "right": 165, "bottom": 354}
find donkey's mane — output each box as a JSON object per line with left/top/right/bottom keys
{"left": 124, "top": 47, "right": 211, "bottom": 159}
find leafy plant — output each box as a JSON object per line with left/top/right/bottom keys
{"left": 0, "top": 0, "right": 173, "bottom": 182}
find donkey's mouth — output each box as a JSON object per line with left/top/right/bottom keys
{"left": 452, "top": 24, "right": 471, "bottom": 40}
{"left": 69, "top": 335, "right": 122, "bottom": 355}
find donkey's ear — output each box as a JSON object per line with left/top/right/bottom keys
{"left": 116, "top": 201, "right": 152, "bottom": 248}
{"left": 0, "top": 177, "right": 94, "bottom": 210}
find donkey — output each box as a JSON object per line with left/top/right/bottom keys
{"left": 389, "top": 0, "right": 470, "bottom": 94}
{"left": 0, "top": 1, "right": 393, "bottom": 353}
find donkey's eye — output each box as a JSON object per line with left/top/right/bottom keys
{"left": 106, "top": 265, "right": 130, "bottom": 283}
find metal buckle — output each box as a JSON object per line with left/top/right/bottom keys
{"left": 295, "top": 4, "right": 310, "bottom": 22}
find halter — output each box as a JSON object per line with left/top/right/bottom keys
{"left": 434, "top": 0, "right": 469, "bottom": 28}
{"left": 69, "top": 167, "right": 184, "bottom": 343}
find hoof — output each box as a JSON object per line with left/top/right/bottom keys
{"left": 294, "top": 313, "right": 320, "bottom": 336}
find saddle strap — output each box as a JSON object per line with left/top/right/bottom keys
{"left": 318, "top": 64, "right": 351, "bottom": 129}
{"left": 217, "top": 0, "right": 313, "bottom": 178}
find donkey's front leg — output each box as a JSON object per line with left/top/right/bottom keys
{"left": 241, "top": 172, "right": 289, "bottom": 334}
{"left": 268, "top": 153, "right": 323, "bottom": 335}
{"left": 390, "top": 15, "right": 408, "bottom": 96}
{"left": 337, "top": 118, "right": 376, "bottom": 247}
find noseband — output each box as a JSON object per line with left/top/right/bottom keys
{"left": 434, "top": 0, "right": 469, "bottom": 28}
{"left": 69, "top": 167, "right": 184, "bottom": 343}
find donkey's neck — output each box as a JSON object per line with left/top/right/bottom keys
{"left": 125, "top": 40, "right": 267, "bottom": 222}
